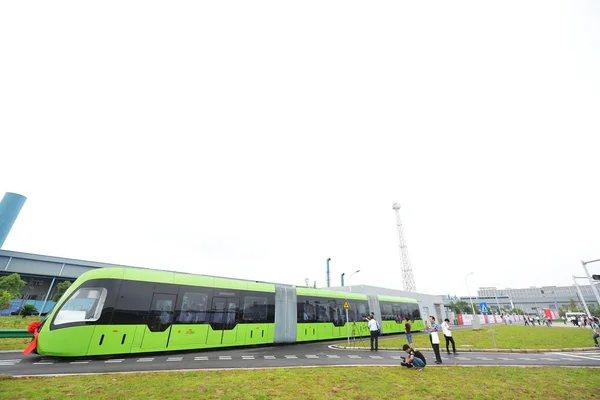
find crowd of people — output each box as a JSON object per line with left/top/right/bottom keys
{"left": 366, "top": 313, "right": 600, "bottom": 371}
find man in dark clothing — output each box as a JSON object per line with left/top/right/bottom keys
{"left": 401, "top": 344, "right": 426, "bottom": 371}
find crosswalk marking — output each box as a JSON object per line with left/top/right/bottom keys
{"left": 549, "top": 353, "right": 600, "bottom": 361}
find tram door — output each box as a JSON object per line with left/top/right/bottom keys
{"left": 141, "top": 293, "right": 176, "bottom": 350}
{"left": 211, "top": 296, "right": 239, "bottom": 345}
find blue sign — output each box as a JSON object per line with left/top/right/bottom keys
{"left": 479, "top": 302, "right": 489, "bottom": 315}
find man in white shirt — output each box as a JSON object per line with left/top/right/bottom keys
{"left": 441, "top": 318, "right": 458, "bottom": 355}
{"left": 368, "top": 315, "right": 379, "bottom": 351}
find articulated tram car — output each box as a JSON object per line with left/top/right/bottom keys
{"left": 29, "top": 267, "right": 423, "bottom": 357}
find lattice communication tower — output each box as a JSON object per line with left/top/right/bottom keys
{"left": 392, "top": 203, "right": 416, "bottom": 292}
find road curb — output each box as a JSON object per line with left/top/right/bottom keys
{"left": 331, "top": 345, "right": 600, "bottom": 353}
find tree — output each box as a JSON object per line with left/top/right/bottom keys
{"left": 511, "top": 308, "right": 524, "bottom": 315}
{"left": 0, "top": 273, "right": 26, "bottom": 310}
{"left": 448, "top": 300, "right": 472, "bottom": 314}
{"left": 52, "top": 281, "right": 72, "bottom": 302}
{"left": 0, "top": 273, "right": 26, "bottom": 298}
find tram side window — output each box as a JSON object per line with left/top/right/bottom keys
{"left": 242, "top": 296, "right": 268, "bottom": 322}
{"left": 357, "top": 302, "right": 369, "bottom": 320}
{"left": 392, "top": 303, "right": 404, "bottom": 322}
{"left": 54, "top": 287, "right": 107, "bottom": 325}
{"left": 112, "top": 280, "right": 154, "bottom": 324}
{"left": 381, "top": 303, "right": 393, "bottom": 321}
{"left": 408, "top": 303, "right": 422, "bottom": 320}
{"left": 297, "top": 299, "right": 316, "bottom": 322}
{"left": 178, "top": 292, "right": 209, "bottom": 323}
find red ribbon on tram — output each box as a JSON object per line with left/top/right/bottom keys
{"left": 23, "top": 321, "right": 41, "bottom": 355}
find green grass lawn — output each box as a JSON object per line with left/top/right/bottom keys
{"left": 0, "top": 316, "right": 40, "bottom": 351}
{"left": 0, "top": 316, "right": 41, "bottom": 329}
{"left": 348, "top": 325, "right": 598, "bottom": 350}
{"left": 1, "top": 367, "right": 598, "bottom": 399}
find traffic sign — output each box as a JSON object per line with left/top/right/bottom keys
{"left": 479, "top": 302, "right": 489, "bottom": 315}
{"left": 343, "top": 300, "right": 350, "bottom": 309}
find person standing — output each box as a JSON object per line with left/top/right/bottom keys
{"left": 441, "top": 318, "right": 458, "bottom": 355}
{"left": 404, "top": 317, "right": 413, "bottom": 348}
{"left": 368, "top": 315, "right": 379, "bottom": 351}
{"left": 591, "top": 318, "right": 600, "bottom": 348}
{"left": 426, "top": 316, "right": 443, "bottom": 364}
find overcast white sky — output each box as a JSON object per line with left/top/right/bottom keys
{"left": 1, "top": 2, "right": 599, "bottom": 296}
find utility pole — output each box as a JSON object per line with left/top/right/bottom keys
{"left": 392, "top": 203, "right": 416, "bottom": 292}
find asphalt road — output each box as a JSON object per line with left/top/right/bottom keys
{"left": 1, "top": 342, "right": 599, "bottom": 376}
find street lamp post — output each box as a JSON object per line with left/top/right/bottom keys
{"left": 493, "top": 283, "right": 501, "bottom": 314}
{"left": 573, "top": 275, "right": 592, "bottom": 317}
{"left": 581, "top": 259, "right": 600, "bottom": 306}
{"left": 465, "top": 272, "right": 476, "bottom": 314}
{"left": 348, "top": 270, "right": 360, "bottom": 293}
{"left": 465, "top": 272, "right": 481, "bottom": 330}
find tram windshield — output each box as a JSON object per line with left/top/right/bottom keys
{"left": 54, "top": 287, "right": 107, "bottom": 325}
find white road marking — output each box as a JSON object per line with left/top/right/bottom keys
{"left": 166, "top": 357, "right": 182, "bottom": 362}
{"left": 194, "top": 357, "right": 208, "bottom": 361}
{"left": 517, "top": 358, "right": 536, "bottom": 361}
{"left": 538, "top": 357, "right": 558, "bottom": 361}
{"left": 69, "top": 361, "right": 90, "bottom": 364}
{"left": 284, "top": 355, "right": 297, "bottom": 359}
{"left": 104, "top": 359, "right": 124, "bottom": 363}
{"left": 264, "top": 356, "right": 276, "bottom": 360}
{"left": 390, "top": 356, "right": 403, "bottom": 360}
{"left": 242, "top": 356, "right": 255, "bottom": 360}
{"left": 475, "top": 357, "right": 493, "bottom": 361}
{"left": 549, "top": 353, "right": 600, "bottom": 361}
{"left": 33, "top": 362, "right": 54, "bottom": 365}
{"left": 369, "top": 356, "right": 384, "bottom": 359}
{"left": 497, "top": 357, "right": 513, "bottom": 361}
{"left": 455, "top": 357, "right": 470, "bottom": 360}
{"left": 348, "top": 355, "right": 362, "bottom": 359}
{"left": 305, "top": 355, "right": 319, "bottom": 359}
{"left": 327, "top": 355, "right": 340, "bottom": 359}
{"left": 219, "top": 356, "right": 232, "bottom": 360}
{"left": 137, "top": 358, "right": 154, "bottom": 363}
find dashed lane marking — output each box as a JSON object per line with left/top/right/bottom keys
{"left": 69, "top": 361, "right": 90, "bottom": 364}
{"left": 166, "top": 357, "right": 183, "bottom": 362}
{"left": 264, "top": 356, "right": 276, "bottom": 360}
{"left": 455, "top": 357, "right": 470, "bottom": 360}
{"left": 136, "top": 358, "right": 154, "bottom": 363}
{"left": 517, "top": 358, "right": 536, "bottom": 361}
{"left": 369, "top": 356, "right": 384, "bottom": 359}
{"left": 390, "top": 356, "right": 403, "bottom": 360}
{"left": 475, "top": 357, "right": 494, "bottom": 361}
{"left": 327, "top": 355, "right": 340, "bottom": 359}
{"left": 284, "top": 355, "right": 297, "bottom": 359}
{"left": 497, "top": 357, "right": 513, "bottom": 361}
{"left": 219, "top": 356, "right": 232, "bottom": 360}
{"left": 242, "top": 356, "right": 255, "bottom": 360}
{"left": 104, "top": 359, "right": 124, "bottom": 363}
{"left": 306, "top": 355, "right": 319, "bottom": 359}
{"left": 348, "top": 355, "right": 361, "bottom": 359}
{"left": 194, "top": 357, "right": 209, "bottom": 361}
{"left": 33, "top": 362, "right": 54, "bottom": 365}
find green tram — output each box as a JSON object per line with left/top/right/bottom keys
{"left": 30, "top": 267, "right": 423, "bottom": 357}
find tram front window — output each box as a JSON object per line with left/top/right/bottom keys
{"left": 54, "top": 287, "right": 107, "bottom": 325}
